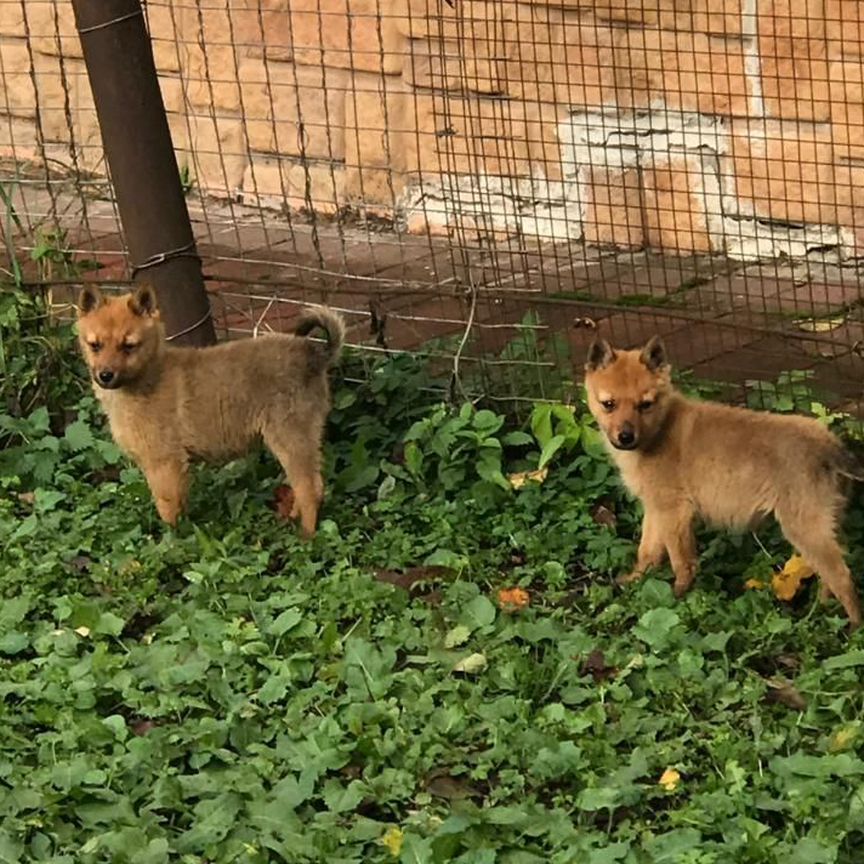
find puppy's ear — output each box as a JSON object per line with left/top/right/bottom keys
{"left": 585, "top": 339, "right": 616, "bottom": 372}
{"left": 128, "top": 283, "right": 158, "bottom": 317}
{"left": 640, "top": 335, "right": 669, "bottom": 372}
{"left": 77, "top": 285, "right": 103, "bottom": 316}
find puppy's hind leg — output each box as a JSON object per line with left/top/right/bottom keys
{"left": 263, "top": 427, "right": 324, "bottom": 539}
{"left": 777, "top": 502, "right": 861, "bottom": 630}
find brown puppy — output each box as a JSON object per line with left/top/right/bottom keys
{"left": 76, "top": 284, "right": 344, "bottom": 536}
{"left": 584, "top": 335, "right": 862, "bottom": 628}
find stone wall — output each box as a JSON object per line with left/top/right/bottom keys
{"left": 1, "top": 0, "right": 863, "bottom": 259}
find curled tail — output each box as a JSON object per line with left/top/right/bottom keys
{"left": 294, "top": 306, "right": 345, "bottom": 372}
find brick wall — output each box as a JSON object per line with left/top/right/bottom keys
{"left": 1, "top": 0, "right": 862, "bottom": 259}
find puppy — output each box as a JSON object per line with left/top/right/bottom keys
{"left": 584, "top": 335, "right": 862, "bottom": 628}
{"left": 76, "top": 284, "right": 344, "bottom": 536}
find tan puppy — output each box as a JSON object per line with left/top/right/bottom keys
{"left": 584, "top": 335, "right": 862, "bottom": 628}
{"left": 76, "top": 284, "right": 344, "bottom": 536}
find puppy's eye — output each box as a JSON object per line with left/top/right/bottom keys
{"left": 121, "top": 342, "right": 138, "bottom": 354}
{"left": 88, "top": 341, "right": 102, "bottom": 354}
{"left": 637, "top": 400, "right": 654, "bottom": 412}
{"left": 600, "top": 399, "right": 615, "bottom": 411}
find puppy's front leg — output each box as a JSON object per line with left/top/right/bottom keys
{"left": 617, "top": 507, "right": 666, "bottom": 586}
{"left": 663, "top": 508, "right": 698, "bottom": 598}
{"left": 141, "top": 458, "right": 189, "bottom": 526}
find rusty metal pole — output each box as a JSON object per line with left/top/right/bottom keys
{"left": 70, "top": 0, "right": 215, "bottom": 346}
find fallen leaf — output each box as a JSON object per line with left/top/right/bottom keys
{"left": 74, "top": 626, "right": 91, "bottom": 637}
{"left": 796, "top": 315, "right": 846, "bottom": 333}
{"left": 497, "top": 587, "right": 530, "bottom": 611}
{"left": 453, "top": 652, "right": 487, "bottom": 675}
{"left": 425, "top": 772, "right": 478, "bottom": 800}
{"left": 16, "top": 491, "right": 35, "bottom": 506}
{"left": 658, "top": 768, "right": 681, "bottom": 791}
{"left": 744, "top": 578, "right": 766, "bottom": 591}
{"left": 272, "top": 484, "right": 296, "bottom": 522}
{"left": 374, "top": 566, "right": 453, "bottom": 593}
{"left": 581, "top": 649, "right": 617, "bottom": 683}
{"left": 381, "top": 826, "right": 403, "bottom": 857}
{"left": 772, "top": 554, "right": 815, "bottom": 601}
{"left": 764, "top": 677, "right": 807, "bottom": 711}
{"left": 131, "top": 719, "right": 157, "bottom": 736}
{"left": 68, "top": 555, "right": 93, "bottom": 574}
{"left": 590, "top": 502, "right": 617, "bottom": 528}
{"left": 507, "top": 467, "right": 548, "bottom": 490}
{"left": 829, "top": 725, "right": 859, "bottom": 752}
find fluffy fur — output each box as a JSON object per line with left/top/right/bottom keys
{"left": 584, "top": 335, "right": 862, "bottom": 629}
{"left": 76, "top": 284, "right": 345, "bottom": 536}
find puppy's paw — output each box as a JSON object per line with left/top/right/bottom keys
{"left": 615, "top": 571, "right": 642, "bottom": 587}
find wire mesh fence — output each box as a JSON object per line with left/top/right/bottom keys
{"left": 1, "top": 0, "right": 864, "bottom": 412}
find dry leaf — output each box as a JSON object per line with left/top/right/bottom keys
{"left": 425, "top": 772, "right": 478, "bottom": 800}
{"left": 744, "top": 578, "right": 765, "bottom": 591}
{"left": 74, "top": 626, "right": 91, "bottom": 637}
{"left": 381, "top": 826, "right": 403, "bottom": 857}
{"left": 796, "top": 316, "right": 846, "bottom": 333}
{"left": 272, "top": 484, "right": 296, "bottom": 522}
{"left": 374, "top": 565, "right": 453, "bottom": 593}
{"left": 591, "top": 503, "right": 617, "bottom": 528}
{"left": 16, "top": 491, "right": 35, "bottom": 505}
{"left": 507, "top": 467, "right": 548, "bottom": 490}
{"left": 772, "top": 554, "right": 815, "bottom": 601}
{"left": 497, "top": 587, "right": 530, "bottom": 611}
{"left": 830, "top": 725, "right": 859, "bottom": 752}
{"left": 658, "top": 768, "right": 681, "bottom": 791}
{"left": 581, "top": 649, "right": 617, "bottom": 683}
{"left": 764, "top": 677, "right": 807, "bottom": 711}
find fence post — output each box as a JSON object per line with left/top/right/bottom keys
{"left": 70, "top": 0, "right": 215, "bottom": 346}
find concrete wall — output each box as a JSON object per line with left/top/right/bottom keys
{"left": 1, "top": 0, "right": 862, "bottom": 259}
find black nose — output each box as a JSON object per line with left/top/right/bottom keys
{"left": 617, "top": 429, "right": 635, "bottom": 447}
{"left": 98, "top": 369, "right": 115, "bottom": 385}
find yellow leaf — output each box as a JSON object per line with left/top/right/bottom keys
{"left": 744, "top": 578, "right": 765, "bottom": 591}
{"left": 658, "top": 768, "right": 681, "bottom": 791}
{"left": 74, "top": 626, "right": 91, "bottom": 637}
{"left": 381, "top": 826, "right": 404, "bottom": 857}
{"left": 507, "top": 467, "right": 548, "bottom": 490}
{"left": 772, "top": 554, "right": 815, "bottom": 601}
{"left": 796, "top": 316, "right": 846, "bottom": 333}
{"left": 830, "top": 725, "right": 859, "bottom": 752}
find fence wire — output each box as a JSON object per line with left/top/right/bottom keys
{"left": 1, "top": 0, "right": 863, "bottom": 411}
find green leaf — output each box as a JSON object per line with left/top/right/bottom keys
{"left": 502, "top": 430, "right": 533, "bottom": 447}
{"left": 268, "top": 608, "right": 303, "bottom": 637}
{"left": 444, "top": 625, "right": 472, "bottom": 649}
{"left": 460, "top": 595, "right": 496, "bottom": 631}
{"left": 95, "top": 611, "right": 126, "bottom": 637}
{"left": 538, "top": 434, "right": 566, "bottom": 470}
{"left": 64, "top": 419, "right": 95, "bottom": 452}
{"left": 633, "top": 608, "right": 681, "bottom": 650}
{"left": 824, "top": 650, "right": 864, "bottom": 670}
{"left": 644, "top": 829, "right": 702, "bottom": 862}
{"left": 259, "top": 671, "right": 292, "bottom": 705}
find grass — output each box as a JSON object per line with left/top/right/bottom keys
{"left": 2, "top": 292, "right": 864, "bottom": 863}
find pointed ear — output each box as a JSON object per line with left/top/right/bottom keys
{"left": 128, "top": 283, "right": 158, "bottom": 317}
{"left": 77, "top": 285, "right": 103, "bottom": 316}
{"left": 585, "top": 339, "right": 616, "bottom": 372}
{"left": 640, "top": 335, "right": 668, "bottom": 372}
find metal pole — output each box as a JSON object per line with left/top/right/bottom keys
{"left": 70, "top": 0, "right": 215, "bottom": 346}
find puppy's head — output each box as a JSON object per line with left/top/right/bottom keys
{"left": 76, "top": 285, "right": 163, "bottom": 390}
{"left": 583, "top": 336, "right": 672, "bottom": 451}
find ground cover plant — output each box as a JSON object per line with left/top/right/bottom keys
{"left": 3, "top": 287, "right": 864, "bottom": 863}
